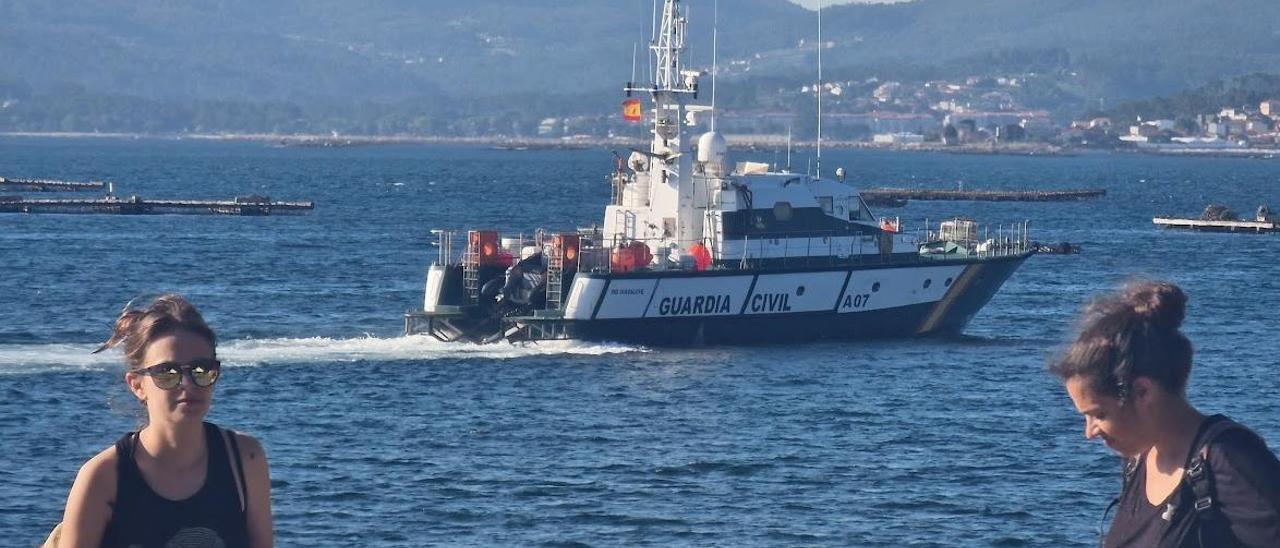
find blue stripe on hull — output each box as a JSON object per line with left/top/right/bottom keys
{"left": 567, "top": 303, "right": 935, "bottom": 345}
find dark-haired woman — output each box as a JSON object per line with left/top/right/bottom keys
{"left": 1051, "top": 281, "right": 1280, "bottom": 547}
{"left": 56, "top": 295, "right": 273, "bottom": 548}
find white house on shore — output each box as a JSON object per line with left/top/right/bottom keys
{"left": 872, "top": 132, "right": 925, "bottom": 145}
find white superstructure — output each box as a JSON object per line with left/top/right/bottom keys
{"left": 605, "top": 0, "right": 911, "bottom": 269}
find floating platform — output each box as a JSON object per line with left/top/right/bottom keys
{"left": 1152, "top": 217, "right": 1277, "bottom": 233}
{"left": 862, "top": 188, "right": 1105, "bottom": 206}
{"left": 0, "top": 195, "right": 314, "bottom": 216}
{"left": 0, "top": 177, "right": 106, "bottom": 192}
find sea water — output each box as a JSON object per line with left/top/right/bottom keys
{"left": 2, "top": 137, "right": 1278, "bottom": 546}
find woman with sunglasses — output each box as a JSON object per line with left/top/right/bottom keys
{"left": 55, "top": 294, "right": 272, "bottom": 547}
{"left": 1051, "top": 281, "right": 1279, "bottom": 547}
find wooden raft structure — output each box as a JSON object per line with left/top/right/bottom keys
{"left": 0, "top": 195, "right": 314, "bottom": 216}
{"left": 861, "top": 188, "right": 1105, "bottom": 206}
{"left": 0, "top": 177, "right": 106, "bottom": 192}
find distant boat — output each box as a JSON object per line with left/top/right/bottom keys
{"left": 1153, "top": 204, "right": 1278, "bottom": 233}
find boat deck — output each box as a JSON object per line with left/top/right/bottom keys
{"left": 1152, "top": 217, "right": 1277, "bottom": 233}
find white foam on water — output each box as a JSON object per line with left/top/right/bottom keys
{"left": 0, "top": 335, "right": 644, "bottom": 375}
{"left": 219, "top": 335, "right": 643, "bottom": 367}
{"left": 0, "top": 343, "right": 118, "bottom": 374}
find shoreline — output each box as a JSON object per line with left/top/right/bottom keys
{"left": 0, "top": 130, "right": 1070, "bottom": 155}
{"left": 3, "top": 131, "right": 1277, "bottom": 158}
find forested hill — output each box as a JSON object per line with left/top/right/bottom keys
{"left": 814, "top": 0, "right": 1280, "bottom": 101}
{"left": 2, "top": 0, "right": 1278, "bottom": 133}
{"left": 1097, "top": 73, "right": 1280, "bottom": 126}
{"left": 0, "top": 0, "right": 810, "bottom": 103}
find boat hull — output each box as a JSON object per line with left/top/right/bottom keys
{"left": 408, "top": 253, "right": 1030, "bottom": 345}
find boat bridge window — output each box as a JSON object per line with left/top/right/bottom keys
{"left": 818, "top": 196, "right": 833, "bottom": 215}
{"left": 774, "top": 201, "right": 793, "bottom": 222}
{"left": 847, "top": 198, "right": 863, "bottom": 221}
{"left": 849, "top": 197, "right": 873, "bottom": 221}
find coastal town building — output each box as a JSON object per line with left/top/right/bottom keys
{"left": 1246, "top": 115, "right": 1273, "bottom": 133}
{"left": 1019, "top": 116, "right": 1056, "bottom": 137}
{"left": 1219, "top": 108, "right": 1249, "bottom": 121}
{"left": 1261, "top": 99, "right": 1280, "bottom": 117}
{"left": 944, "top": 110, "right": 1051, "bottom": 132}
{"left": 872, "top": 132, "right": 925, "bottom": 145}
{"left": 541, "top": 73, "right": 1280, "bottom": 150}
{"left": 872, "top": 82, "right": 903, "bottom": 103}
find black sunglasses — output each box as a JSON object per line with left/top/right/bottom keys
{"left": 135, "top": 358, "right": 221, "bottom": 390}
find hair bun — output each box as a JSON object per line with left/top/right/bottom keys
{"left": 1125, "top": 281, "right": 1186, "bottom": 330}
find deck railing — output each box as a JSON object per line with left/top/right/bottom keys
{"left": 429, "top": 218, "right": 1031, "bottom": 275}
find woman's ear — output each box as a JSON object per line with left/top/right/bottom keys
{"left": 125, "top": 371, "right": 146, "bottom": 402}
{"left": 1131, "top": 376, "right": 1156, "bottom": 405}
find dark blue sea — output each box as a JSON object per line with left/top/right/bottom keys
{"left": 2, "top": 137, "right": 1278, "bottom": 546}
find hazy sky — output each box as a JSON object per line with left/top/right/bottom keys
{"left": 790, "top": 0, "right": 913, "bottom": 8}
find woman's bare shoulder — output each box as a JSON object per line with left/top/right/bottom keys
{"left": 229, "top": 430, "right": 268, "bottom": 467}
{"left": 232, "top": 431, "right": 264, "bottom": 450}
{"left": 77, "top": 445, "right": 120, "bottom": 484}
{"left": 66, "top": 444, "right": 120, "bottom": 512}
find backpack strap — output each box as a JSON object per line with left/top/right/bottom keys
{"left": 1183, "top": 415, "right": 1251, "bottom": 547}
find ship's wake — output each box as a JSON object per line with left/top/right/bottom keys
{"left": 0, "top": 335, "right": 645, "bottom": 375}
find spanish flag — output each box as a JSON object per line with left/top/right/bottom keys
{"left": 622, "top": 98, "right": 642, "bottom": 122}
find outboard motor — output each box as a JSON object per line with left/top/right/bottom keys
{"left": 499, "top": 252, "right": 548, "bottom": 310}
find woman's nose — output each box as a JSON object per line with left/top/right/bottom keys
{"left": 1084, "top": 417, "right": 1098, "bottom": 439}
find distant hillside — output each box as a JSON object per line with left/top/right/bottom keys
{"left": 0, "top": 0, "right": 808, "bottom": 103}
{"left": 1092, "top": 73, "right": 1280, "bottom": 126}
{"left": 812, "top": 0, "right": 1280, "bottom": 102}
{"left": 3, "top": 0, "right": 1279, "bottom": 133}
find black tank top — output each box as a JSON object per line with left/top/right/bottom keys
{"left": 101, "top": 422, "right": 250, "bottom": 548}
{"left": 1104, "top": 415, "right": 1280, "bottom": 547}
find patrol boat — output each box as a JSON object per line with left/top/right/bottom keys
{"left": 404, "top": 0, "right": 1033, "bottom": 345}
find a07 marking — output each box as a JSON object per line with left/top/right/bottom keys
{"left": 841, "top": 293, "right": 871, "bottom": 310}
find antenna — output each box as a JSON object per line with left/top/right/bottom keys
{"left": 631, "top": 43, "right": 638, "bottom": 85}
{"left": 711, "top": 0, "right": 719, "bottom": 132}
{"left": 786, "top": 126, "right": 793, "bottom": 172}
{"left": 651, "top": 0, "right": 659, "bottom": 43}
{"left": 650, "top": 0, "right": 658, "bottom": 83}
{"left": 816, "top": 0, "right": 823, "bottom": 178}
